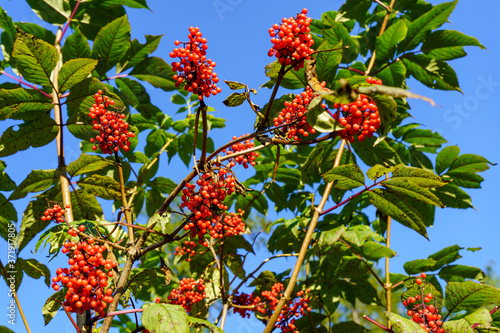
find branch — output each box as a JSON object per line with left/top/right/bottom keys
{"left": 0, "top": 71, "right": 52, "bottom": 98}
{"left": 263, "top": 140, "right": 346, "bottom": 333}
{"left": 115, "top": 153, "right": 135, "bottom": 244}
{"left": 365, "top": 0, "right": 397, "bottom": 75}
{"left": 363, "top": 315, "right": 395, "bottom": 332}
{"left": 258, "top": 64, "right": 286, "bottom": 130}
{"left": 60, "top": 0, "right": 81, "bottom": 40}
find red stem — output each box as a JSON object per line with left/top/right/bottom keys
{"left": 320, "top": 181, "right": 381, "bottom": 216}
{"left": 61, "top": 0, "right": 81, "bottom": 40}
{"left": 0, "top": 71, "right": 52, "bottom": 98}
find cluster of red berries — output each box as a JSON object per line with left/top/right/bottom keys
{"left": 170, "top": 27, "right": 221, "bottom": 100}
{"left": 232, "top": 292, "right": 264, "bottom": 318}
{"left": 268, "top": 8, "right": 314, "bottom": 70}
{"left": 223, "top": 135, "right": 259, "bottom": 169}
{"left": 402, "top": 273, "right": 444, "bottom": 333}
{"left": 165, "top": 278, "right": 206, "bottom": 312}
{"left": 181, "top": 170, "right": 245, "bottom": 245}
{"left": 41, "top": 203, "right": 71, "bottom": 223}
{"left": 52, "top": 228, "right": 117, "bottom": 316}
{"left": 332, "top": 77, "right": 382, "bottom": 143}
{"left": 174, "top": 240, "right": 198, "bottom": 262}
{"left": 232, "top": 283, "right": 311, "bottom": 333}
{"left": 89, "top": 90, "right": 134, "bottom": 154}
{"left": 274, "top": 84, "right": 330, "bottom": 140}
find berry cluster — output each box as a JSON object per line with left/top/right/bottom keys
{"left": 274, "top": 84, "right": 330, "bottom": 140}
{"left": 52, "top": 233, "right": 117, "bottom": 316}
{"left": 402, "top": 273, "right": 444, "bottom": 333}
{"left": 174, "top": 240, "right": 198, "bottom": 262}
{"left": 332, "top": 77, "right": 382, "bottom": 143}
{"left": 233, "top": 283, "right": 311, "bottom": 333}
{"left": 268, "top": 8, "right": 314, "bottom": 70}
{"left": 223, "top": 135, "right": 259, "bottom": 169}
{"left": 167, "top": 278, "right": 206, "bottom": 312}
{"left": 41, "top": 204, "right": 71, "bottom": 223}
{"left": 232, "top": 292, "right": 263, "bottom": 318}
{"left": 89, "top": 90, "right": 134, "bottom": 154}
{"left": 170, "top": 27, "right": 221, "bottom": 100}
{"left": 181, "top": 170, "right": 245, "bottom": 246}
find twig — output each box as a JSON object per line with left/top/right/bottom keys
{"left": 60, "top": 0, "right": 81, "bottom": 40}
{"left": 363, "top": 315, "right": 395, "bottom": 332}
{"left": 258, "top": 64, "right": 286, "bottom": 130}
{"left": 115, "top": 153, "right": 135, "bottom": 244}
{"left": 0, "top": 71, "right": 52, "bottom": 98}
{"left": 263, "top": 141, "right": 346, "bottom": 333}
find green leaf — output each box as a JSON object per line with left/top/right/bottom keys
{"left": 382, "top": 178, "right": 444, "bottom": 207}
{"left": 15, "top": 22, "right": 56, "bottom": 44}
{"left": 447, "top": 154, "right": 492, "bottom": 174}
{"left": 433, "top": 184, "right": 473, "bottom": 209}
{"left": 445, "top": 171, "right": 485, "bottom": 189}
{"left": 361, "top": 241, "right": 397, "bottom": 261}
{"left": 92, "top": 15, "right": 131, "bottom": 77}
{"left": 147, "top": 177, "right": 176, "bottom": 194}
{"left": 170, "top": 94, "right": 186, "bottom": 105}
{"left": 391, "top": 165, "right": 447, "bottom": 188}
{"left": 18, "top": 199, "right": 52, "bottom": 253}
{"left": 446, "top": 281, "right": 500, "bottom": 314}
{"left": 129, "top": 269, "right": 157, "bottom": 295}
{"left": 384, "top": 312, "right": 427, "bottom": 333}
{"left": 399, "top": 0, "right": 458, "bottom": 52}
{"left": 66, "top": 77, "right": 124, "bottom": 116}
{"left": 357, "top": 84, "right": 436, "bottom": 107}
{"left": 130, "top": 57, "right": 176, "bottom": 91}
{"left": 368, "top": 188, "right": 428, "bottom": 239}
{"left": 402, "top": 128, "right": 447, "bottom": 148}
{"left": 439, "top": 265, "right": 485, "bottom": 283}
{"left": 376, "top": 19, "right": 407, "bottom": 62}
{"left": 17, "top": 258, "right": 50, "bottom": 287}
{"left": 343, "top": 225, "right": 375, "bottom": 247}
{"left": 428, "top": 244, "right": 463, "bottom": 269}
{"left": 0, "top": 326, "right": 15, "bottom": 333}
{"left": 369, "top": 94, "right": 397, "bottom": 137}
{"left": 58, "top": 58, "right": 98, "bottom": 92}
{"left": 264, "top": 60, "right": 306, "bottom": 90}
{"left": 67, "top": 154, "right": 112, "bottom": 177}
{"left": 118, "top": 34, "right": 162, "bottom": 73}
{"left": 25, "top": 0, "right": 69, "bottom": 25}
{"left": 322, "top": 163, "right": 365, "bottom": 190}
{"left": 377, "top": 60, "right": 407, "bottom": 87}
{"left": 222, "top": 92, "right": 247, "bottom": 107}
{"left": 316, "top": 40, "right": 343, "bottom": 84}
{"left": 188, "top": 316, "right": 224, "bottom": 333}
{"left": 436, "top": 145, "right": 460, "bottom": 175}
{"left": 403, "top": 54, "right": 461, "bottom": 92}
{"left": 352, "top": 137, "right": 401, "bottom": 167}
{"left": 8, "top": 169, "right": 58, "bottom": 201}
{"left": 444, "top": 308, "right": 493, "bottom": 333}
{"left": 367, "top": 165, "right": 394, "bottom": 181}
{"left": 318, "top": 225, "right": 346, "bottom": 247}
{"left": 100, "top": 0, "right": 150, "bottom": 9}
{"left": 12, "top": 29, "right": 58, "bottom": 86}
{"left": 306, "top": 96, "right": 339, "bottom": 132}
{"left": 0, "top": 88, "right": 53, "bottom": 121}
{"left": 0, "top": 5, "right": 17, "bottom": 63}
{"left": 42, "top": 289, "right": 65, "bottom": 325}
{"left": 421, "top": 30, "right": 485, "bottom": 61}
{"left": 62, "top": 27, "right": 92, "bottom": 62}
{"left": 78, "top": 174, "right": 121, "bottom": 200}
{"left": 224, "top": 80, "right": 246, "bottom": 90}
{"left": 322, "top": 21, "right": 360, "bottom": 63}
{"left": 116, "top": 77, "right": 150, "bottom": 108}
{"left": 0, "top": 163, "right": 16, "bottom": 192}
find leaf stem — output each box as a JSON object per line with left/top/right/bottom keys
{"left": 385, "top": 173, "right": 393, "bottom": 328}
{"left": 115, "top": 152, "right": 134, "bottom": 244}
{"left": 263, "top": 140, "right": 346, "bottom": 333}
{"left": 258, "top": 64, "right": 285, "bottom": 130}
{"left": 339, "top": 238, "right": 385, "bottom": 288}
{"left": 365, "top": 0, "right": 397, "bottom": 75}
{"left": 60, "top": 0, "right": 81, "bottom": 40}
{"left": 0, "top": 71, "right": 52, "bottom": 98}
{"left": 363, "top": 315, "right": 395, "bottom": 332}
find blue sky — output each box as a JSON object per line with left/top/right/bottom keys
{"left": 1, "top": 0, "right": 499, "bottom": 332}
